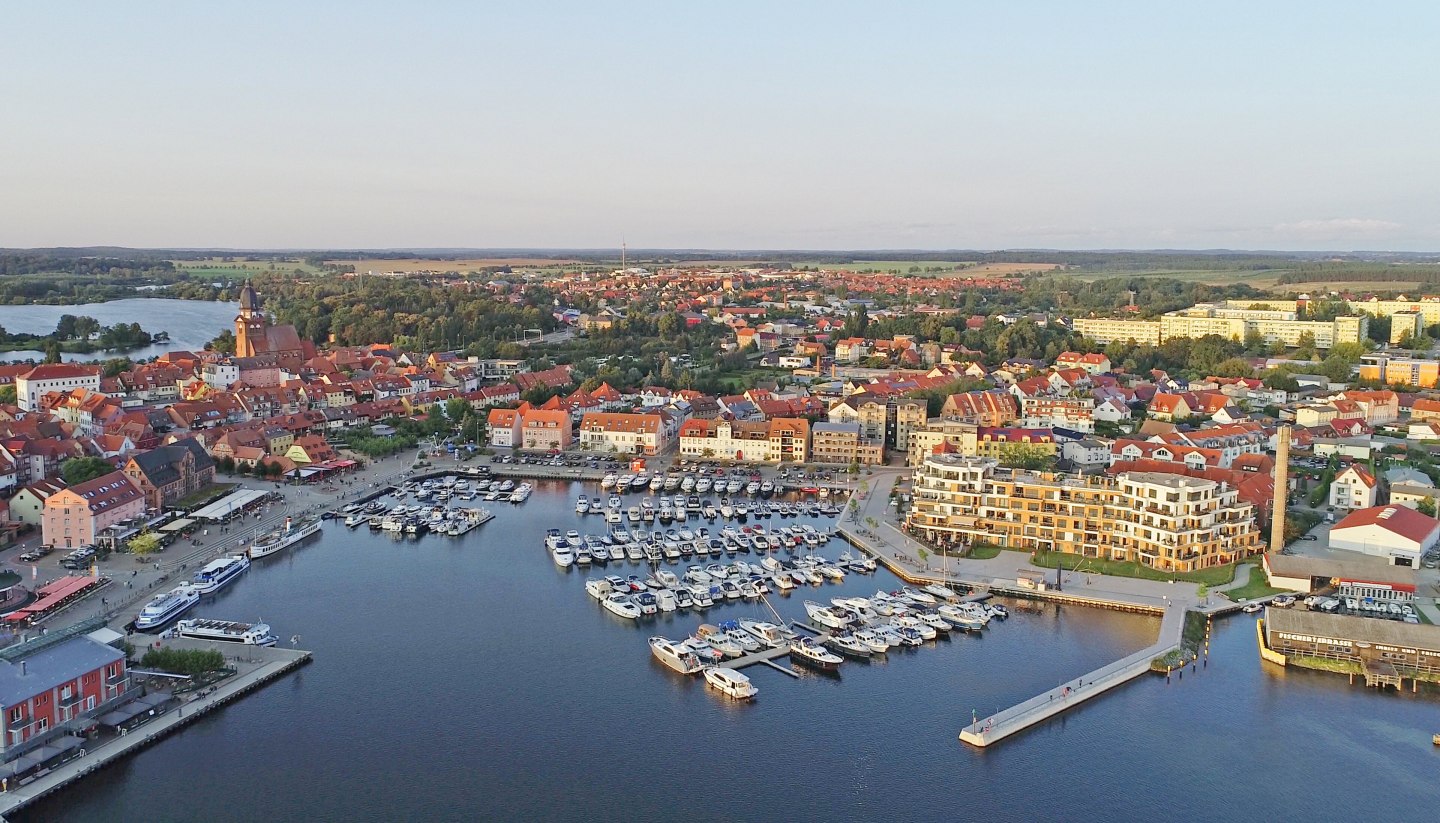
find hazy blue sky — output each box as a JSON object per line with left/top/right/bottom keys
{"left": 2, "top": 2, "right": 1436, "bottom": 251}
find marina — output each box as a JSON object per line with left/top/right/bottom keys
{"left": 17, "top": 479, "right": 1440, "bottom": 821}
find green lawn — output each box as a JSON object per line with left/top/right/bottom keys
{"left": 1030, "top": 551, "right": 1241, "bottom": 586}
{"left": 1222, "top": 575, "right": 1292, "bottom": 602}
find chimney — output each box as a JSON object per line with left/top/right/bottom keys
{"left": 1270, "top": 425, "right": 1291, "bottom": 553}
{"left": 20, "top": 661, "right": 26, "bottom": 677}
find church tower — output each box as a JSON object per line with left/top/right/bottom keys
{"left": 235, "top": 281, "right": 267, "bottom": 356}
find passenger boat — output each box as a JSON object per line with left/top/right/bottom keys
{"left": 790, "top": 637, "right": 844, "bottom": 670}
{"left": 192, "top": 554, "right": 250, "bottom": 595}
{"left": 134, "top": 585, "right": 200, "bottom": 631}
{"left": 704, "top": 667, "right": 758, "bottom": 700}
{"left": 249, "top": 517, "right": 322, "bottom": 559}
{"left": 649, "top": 636, "right": 703, "bottom": 674}
{"left": 174, "top": 618, "right": 277, "bottom": 646}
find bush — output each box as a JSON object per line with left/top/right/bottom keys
{"left": 140, "top": 647, "right": 227, "bottom": 676}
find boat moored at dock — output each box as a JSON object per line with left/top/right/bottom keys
{"left": 134, "top": 585, "right": 200, "bottom": 631}
{"left": 249, "top": 517, "right": 322, "bottom": 559}
{"left": 173, "top": 618, "right": 278, "bottom": 646}
{"left": 192, "top": 554, "right": 250, "bottom": 595}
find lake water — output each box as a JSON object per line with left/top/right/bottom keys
{"left": 0, "top": 299, "right": 237, "bottom": 362}
{"left": 21, "top": 482, "right": 1440, "bottom": 821}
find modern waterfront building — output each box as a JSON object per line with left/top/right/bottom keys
{"left": 905, "top": 454, "right": 1263, "bottom": 572}
{"left": 0, "top": 634, "right": 129, "bottom": 757}
{"left": 810, "top": 422, "right": 884, "bottom": 466}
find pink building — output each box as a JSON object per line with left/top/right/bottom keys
{"left": 42, "top": 471, "right": 146, "bottom": 549}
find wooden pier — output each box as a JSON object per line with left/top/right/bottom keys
{"left": 958, "top": 606, "right": 1184, "bottom": 748}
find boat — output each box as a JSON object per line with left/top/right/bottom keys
{"left": 703, "top": 666, "right": 758, "bottom": 700}
{"left": 552, "top": 544, "right": 575, "bottom": 567}
{"left": 174, "top": 618, "right": 277, "bottom": 646}
{"left": 576, "top": 495, "right": 590, "bottom": 513}
{"left": 771, "top": 573, "right": 796, "bottom": 591}
{"left": 632, "top": 591, "right": 659, "bottom": 615}
{"left": 1242, "top": 602, "right": 1264, "bottom": 613}
{"left": 657, "top": 589, "right": 678, "bottom": 612}
{"left": 739, "top": 620, "right": 792, "bottom": 648}
{"left": 601, "top": 473, "right": 619, "bottom": 490}
{"left": 585, "top": 578, "right": 611, "bottom": 599}
{"left": 630, "top": 474, "right": 649, "bottom": 491}
{"left": 759, "top": 481, "right": 774, "bottom": 497}
{"left": 922, "top": 583, "right": 959, "bottom": 602}
{"left": 689, "top": 585, "right": 714, "bottom": 609}
{"left": 602, "top": 592, "right": 641, "bottom": 619}
{"left": 938, "top": 603, "right": 986, "bottom": 630}
{"left": 249, "top": 517, "right": 322, "bottom": 559}
{"left": 852, "top": 629, "right": 891, "bottom": 654}
{"left": 917, "top": 611, "right": 952, "bottom": 633}
{"left": 804, "top": 600, "right": 852, "bottom": 629}
{"left": 697, "top": 624, "right": 744, "bottom": 658}
{"left": 656, "top": 570, "right": 681, "bottom": 588}
{"left": 649, "top": 636, "right": 703, "bottom": 674}
{"left": 191, "top": 554, "right": 250, "bottom": 595}
{"left": 745, "top": 481, "right": 761, "bottom": 496}
{"left": 790, "top": 637, "right": 843, "bottom": 670}
{"left": 899, "top": 586, "right": 937, "bottom": 605}
{"left": 134, "top": 585, "right": 200, "bottom": 631}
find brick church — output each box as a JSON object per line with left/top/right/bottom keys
{"left": 235, "top": 281, "right": 314, "bottom": 369}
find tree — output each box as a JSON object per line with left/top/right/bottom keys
{"left": 444, "top": 397, "right": 470, "bottom": 424}
{"left": 842, "top": 305, "right": 869, "bottom": 338}
{"left": 60, "top": 456, "right": 113, "bottom": 485}
{"left": 998, "top": 443, "right": 1056, "bottom": 471}
{"left": 1213, "top": 357, "right": 1255, "bottom": 379}
{"left": 218, "top": 455, "right": 236, "bottom": 475}
{"left": 42, "top": 340, "right": 62, "bottom": 364}
{"left": 0, "top": 385, "right": 13, "bottom": 405}
{"left": 1420, "top": 498, "right": 1437, "bottom": 518}
{"left": 129, "top": 532, "right": 162, "bottom": 555}
{"left": 207, "top": 329, "right": 236, "bottom": 355}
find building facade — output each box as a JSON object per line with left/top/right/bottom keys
{"left": 0, "top": 636, "right": 128, "bottom": 756}
{"left": 41, "top": 472, "right": 147, "bottom": 548}
{"left": 905, "top": 454, "right": 1262, "bottom": 572}
{"left": 16, "top": 364, "right": 102, "bottom": 412}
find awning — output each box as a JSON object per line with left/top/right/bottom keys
{"left": 160, "top": 518, "right": 195, "bottom": 533}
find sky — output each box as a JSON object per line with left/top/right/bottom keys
{"left": 2, "top": 2, "right": 1437, "bottom": 251}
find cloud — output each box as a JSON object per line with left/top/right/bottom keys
{"left": 1274, "top": 218, "right": 1402, "bottom": 236}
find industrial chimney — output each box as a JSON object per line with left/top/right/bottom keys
{"left": 1270, "top": 425, "right": 1291, "bottom": 554}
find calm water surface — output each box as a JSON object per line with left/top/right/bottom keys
{"left": 0, "top": 299, "right": 236, "bottom": 362}
{"left": 23, "top": 483, "right": 1440, "bottom": 822}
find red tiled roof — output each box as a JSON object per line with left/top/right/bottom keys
{"left": 1332, "top": 505, "right": 1439, "bottom": 544}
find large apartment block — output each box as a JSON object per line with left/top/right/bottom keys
{"left": 905, "top": 454, "right": 1263, "bottom": 573}
{"left": 1074, "top": 302, "right": 1367, "bottom": 349}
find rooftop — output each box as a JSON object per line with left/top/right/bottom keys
{"left": 1266, "top": 608, "right": 1440, "bottom": 651}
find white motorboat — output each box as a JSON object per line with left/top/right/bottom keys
{"left": 601, "top": 473, "right": 618, "bottom": 490}
{"left": 656, "top": 570, "right": 681, "bottom": 588}
{"left": 825, "top": 633, "right": 873, "bottom": 659}
{"left": 703, "top": 666, "right": 758, "bottom": 700}
{"left": 602, "top": 593, "right": 641, "bottom": 619}
{"left": 745, "top": 481, "right": 761, "bottom": 496}
{"left": 804, "top": 600, "right": 852, "bottom": 629}
{"left": 739, "top": 620, "right": 792, "bottom": 648}
{"left": 134, "top": 585, "right": 200, "bottom": 631}
{"left": 585, "top": 578, "right": 611, "bottom": 599}
{"left": 938, "top": 603, "right": 986, "bottom": 630}
{"left": 896, "top": 614, "right": 938, "bottom": 640}
{"left": 697, "top": 625, "right": 744, "bottom": 657}
{"left": 689, "top": 585, "right": 714, "bottom": 609}
{"left": 657, "top": 589, "right": 678, "bottom": 612}
{"left": 696, "top": 478, "right": 713, "bottom": 494}
{"left": 649, "top": 636, "right": 703, "bottom": 674}
{"left": 632, "top": 591, "right": 659, "bottom": 615}
{"left": 191, "top": 554, "right": 250, "bottom": 595}
{"left": 771, "top": 573, "right": 796, "bottom": 591}
{"left": 789, "top": 637, "right": 843, "bottom": 670}
{"left": 923, "top": 583, "right": 959, "bottom": 602}
{"left": 918, "top": 611, "right": 953, "bottom": 633}
{"left": 552, "top": 544, "right": 575, "bottom": 567}
{"left": 674, "top": 587, "right": 694, "bottom": 609}
{"left": 249, "top": 517, "right": 321, "bottom": 559}
{"left": 852, "top": 629, "right": 891, "bottom": 654}
{"left": 174, "top": 618, "right": 277, "bottom": 646}
{"left": 899, "top": 586, "right": 937, "bottom": 605}
{"left": 650, "top": 474, "right": 666, "bottom": 492}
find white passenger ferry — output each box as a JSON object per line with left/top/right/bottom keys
{"left": 174, "top": 618, "right": 278, "bottom": 646}
{"left": 249, "top": 517, "right": 322, "bottom": 559}
{"left": 192, "top": 554, "right": 251, "bottom": 595}
{"left": 135, "top": 585, "right": 200, "bottom": 631}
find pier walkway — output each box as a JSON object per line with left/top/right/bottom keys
{"left": 959, "top": 605, "right": 1185, "bottom": 747}
{"left": 0, "top": 641, "right": 312, "bottom": 819}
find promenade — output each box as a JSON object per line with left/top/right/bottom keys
{"left": 0, "top": 640, "right": 312, "bottom": 820}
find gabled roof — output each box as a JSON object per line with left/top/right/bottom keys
{"left": 1332, "top": 505, "right": 1440, "bottom": 544}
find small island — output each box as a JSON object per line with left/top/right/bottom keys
{"left": 0, "top": 313, "right": 165, "bottom": 356}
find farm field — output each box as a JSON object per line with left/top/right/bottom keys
{"left": 330, "top": 257, "right": 581, "bottom": 273}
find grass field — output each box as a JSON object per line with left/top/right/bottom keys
{"left": 794, "top": 260, "right": 1060, "bottom": 275}
{"left": 172, "top": 257, "right": 324, "bottom": 279}
{"left": 330, "top": 257, "right": 582, "bottom": 273}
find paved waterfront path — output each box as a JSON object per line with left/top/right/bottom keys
{"left": 0, "top": 642, "right": 311, "bottom": 819}
{"left": 958, "top": 605, "right": 1184, "bottom": 747}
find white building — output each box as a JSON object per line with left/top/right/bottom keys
{"left": 1328, "top": 505, "right": 1439, "bottom": 567}
{"left": 15, "top": 363, "right": 102, "bottom": 412}
{"left": 1329, "top": 465, "right": 1377, "bottom": 510}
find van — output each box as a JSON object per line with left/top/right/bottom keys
{"left": 1325, "top": 512, "right": 1335, "bottom": 523}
